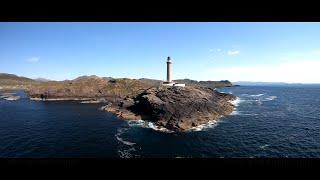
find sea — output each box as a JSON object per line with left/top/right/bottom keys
{"left": 0, "top": 85, "right": 320, "bottom": 158}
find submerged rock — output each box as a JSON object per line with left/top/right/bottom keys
{"left": 105, "top": 86, "right": 236, "bottom": 131}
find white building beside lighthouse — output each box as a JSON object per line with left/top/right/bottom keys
{"left": 162, "top": 56, "right": 185, "bottom": 87}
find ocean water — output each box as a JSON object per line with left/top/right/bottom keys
{"left": 0, "top": 85, "right": 320, "bottom": 158}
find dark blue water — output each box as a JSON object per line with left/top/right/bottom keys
{"left": 0, "top": 86, "right": 320, "bottom": 158}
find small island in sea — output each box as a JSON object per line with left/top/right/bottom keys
{"left": 0, "top": 57, "right": 237, "bottom": 132}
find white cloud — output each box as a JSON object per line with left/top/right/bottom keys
{"left": 217, "top": 48, "right": 222, "bottom": 52}
{"left": 205, "top": 60, "right": 320, "bottom": 83}
{"left": 227, "top": 50, "right": 240, "bottom": 56}
{"left": 27, "top": 57, "right": 40, "bottom": 63}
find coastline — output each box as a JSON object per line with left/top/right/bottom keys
{"left": 1, "top": 75, "right": 237, "bottom": 132}
{"left": 30, "top": 97, "right": 95, "bottom": 101}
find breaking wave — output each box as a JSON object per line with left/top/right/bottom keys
{"left": 118, "top": 147, "right": 137, "bottom": 158}
{"left": 229, "top": 97, "right": 242, "bottom": 116}
{"left": 230, "top": 111, "right": 240, "bottom": 115}
{"left": 249, "top": 94, "right": 264, "bottom": 97}
{"left": 128, "top": 119, "right": 221, "bottom": 133}
{"left": 259, "top": 144, "right": 270, "bottom": 150}
{"left": 238, "top": 94, "right": 277, "bottom": 103}
{"left": 230, "top": 97, "right": 242, "bottom": 107}
{"left": 188, "top": 120, "right": 219, "bottom": 132}
{"left": 231, "top": 111, "right": 258, "bottom": 116}
{"left": 128, "top": 120, "right": 174, "bottom": 133}
{"left": 115, "top": 128, "right": 136, "bottom": 146}
{"left": 264, "top": 96, "right": 277, "bottom": 101}
{"left": 115, "top": 127, "right": 140, "bottom": 158}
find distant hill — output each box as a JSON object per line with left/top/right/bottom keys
{"left": 0, "top": 73, "right": 38, "bottom": 89}
{"left": 73, "top": 75, "right": 101, "bottom": 81}
{"left": 72, "top": 75, "right": 114, "bottom": 82}
{"left": 34, "top": 78, "right": 52, "bottom": 82}
{"left": 139, "top": 78, "right": 234, "bottom": 88}
{"left": 27, "top": 75, "right": 155, "bottom": 101}
{"left": 139, "top": 78, "right": 162, "bottom": 86}
{"left": 174, "top": 79, "right": 233, "bottom": 88}
{"left": 0, "top": 73, "right": 34, "bottom": 82}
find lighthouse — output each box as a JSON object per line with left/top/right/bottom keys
{"left": 166, "top": 56, "right": 172, "bottom": 83}
{"left": 162, "top": 56, "right": 185, "bottom": 87}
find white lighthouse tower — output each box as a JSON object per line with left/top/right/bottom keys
{"left": 162, "top": 56, "right": 185, "bottom": 87}
{"left": 166, "top": 56, "right": 172, "bottom": 83}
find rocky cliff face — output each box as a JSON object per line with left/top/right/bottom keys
{"left": 105, "top": 86, "right": 236, "bottom": 131}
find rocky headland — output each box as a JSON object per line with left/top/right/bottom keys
{"left": 1, "top": 73, "right": 237, "bottom": 131}
{"left": 104, "top": 86, "right": 236, "bottom": 131}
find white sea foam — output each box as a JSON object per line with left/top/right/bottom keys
{"left": 230, "top": 110, "right": 240, "bottom": 115}
{"left": 229, "top": 97, "right": 243, "bottom": 116}
{"left": 188, "top": 120, "right": 219, "bottom": 132}
{"left": 127, "top": 120, "right": 145, "bottom": 126}
{"left": 249, "top": 93, "right": 264, "bottom": 97}
{"left": 128, "top": 120, "right": 174, "bottom": 133}
{"left": 242, "top": 113, "right": 259, "bottom": 116}
{"left": 219, "top": 91, "right": 232, "bottom": 94}
{"left": 115, "top": 128, "right": 136, "bottom": 146}
{"left": 230, "top": 97, "right": 241, "bottom": 107}
{"left": 259, "top": 144, "right": 269, "bottom": 150}
{"left": 116, "top": 136, "right": 136, "bottom": 146}
{"left": 118, "top": 147, "right": 137, "bottom": 158}
{"left": 239, "top": 93, "right": 277, "bottom": 103}
{"left": 128, "top": 119, "right": 220, "bottom": 133}
{"left": 231, "top": 110, "right": 258, "bottom": 116}
{"left": 264, "top": 96, "right": 277, "bottom": 101}
{"left": 146, "top": 122, "right": 174, "bottom": 133}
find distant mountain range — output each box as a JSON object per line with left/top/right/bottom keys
{"left": 0, "top": 73, "right": 37, "bottom": 86}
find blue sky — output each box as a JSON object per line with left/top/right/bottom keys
{"left": 1, "top": 22, "right": 320, "bottom": 83}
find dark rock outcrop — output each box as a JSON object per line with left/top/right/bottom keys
{"left": 105, "top": 86, "right": 236, "bottom": 131}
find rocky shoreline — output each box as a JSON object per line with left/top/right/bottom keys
{"left": 104, "top": 86, "right": 236, "bottom": 131}
{"left": 1, "top": 74, "right": 237, "bottom": 131}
